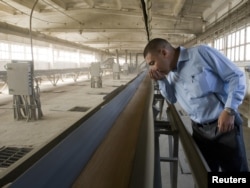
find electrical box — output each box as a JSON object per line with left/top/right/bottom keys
{"left": 6, "top": 61, "right": 33, "bottom": 95}
{"left": 113, "top": 63, "right": 120, "bottom": 73}
{"left": 90, "top": 63, "right": 101, "bottom": 77}
{"left": 123, "top": 63, "right": 129, "bottom": 71}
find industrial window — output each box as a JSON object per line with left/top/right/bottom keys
{"left": 246, "top": 27, "right": 250, "bottom": 60}
{"left": 0, "top": 42, "right": 9, "bottom": 60}
{"left": 11, "top": 44, "right": 25, "bottom": 60}
{"left": 81, "top": 54, "right": 96, "bottom": 63}
{"left": 0, "top": 40, "right": 100, "bottom": 69}
{"left": 25, "top": 46, "right": 32, "bottom": 60}
{"left": 54, "top": 50, "right": 78, "bottom": 62}
{"left": 247, "top": 26, "right": 250, "bottom": 43}
{"left": 224, "top": 27, "right": 246, "bottom": 62}
{"left": 214, "top": 37, "right": 224, "bottom": 54}
{"left": 246, "top": 44, "right": 250, "bottom": 60}
{"left": 35, "top": 47, "right": 51, "bottom": 61}
{"left": 240, "top": 29, "right": 245, "bottom": 45}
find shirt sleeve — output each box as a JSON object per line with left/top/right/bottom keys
{"left": 199, "top": 45, "right": 246, "bottom": 110}
{"left": 157, "top": 78, "right": 177, "bottom": 104}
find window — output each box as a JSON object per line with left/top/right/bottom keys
{"left": 214, "top": 37, "right": 225, "bottom": 54}
{"left": 0, "top": 42, "right": 9, "bottom": 60}
{"left": 0, "top": 41, "right": 96, "bottom": 69}
{"left": 246, "top": 44, "right": 250, "bottom": 60}
{"left": 11, "top": 44, "right": 25, "bottom": 60}
{"left": 223, "top": 27, "right": 247, "bottom": 62}
{"left": 36, "top": 47, "right": 50, "bottom": 61}
{"left": 246, "top": 26, "right": 250, "bottom": 43}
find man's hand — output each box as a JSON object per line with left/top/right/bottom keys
{"left": 218, "top": 110, "right": 235, "bottom": 133}
{"left": 149, "top": 69, "right": 166, "bottom": 80}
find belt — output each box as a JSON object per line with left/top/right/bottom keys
{"left": 193, "top": 119, "right": 218, "bottom": 127}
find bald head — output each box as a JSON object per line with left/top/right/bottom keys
{"left": 143, "top": 38, "right": 173, "bottom": 58}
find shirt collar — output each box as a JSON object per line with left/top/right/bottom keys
{"left": 173, "top": 46, "right": 189, "bottom": 72}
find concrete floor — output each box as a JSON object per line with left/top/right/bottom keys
{"left": 0, "top": 74, "right": 134, "bottom": 175}
{"left": 0, "top": 73, "right": 249, "bottom": 188}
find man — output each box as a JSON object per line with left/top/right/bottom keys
{"left": 144, "top": 38, "right": 249, "bottom": 172}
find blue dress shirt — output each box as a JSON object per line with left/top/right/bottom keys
{"left": 158, "top": 45, "right": 246, "bottom": 123}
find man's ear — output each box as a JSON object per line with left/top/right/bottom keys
{"left": 160, "top": 48, "right": 168, "bottom": 57}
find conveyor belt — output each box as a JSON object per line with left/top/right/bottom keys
{"left": 9, "top": 71, "right": 150, "bottom": 188}
{"left": 4, "top": 70, "right": 211, "bottom": 188}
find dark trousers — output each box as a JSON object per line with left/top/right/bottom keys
{"left": 192, "top": 121, "right": 249, "bottom": 172}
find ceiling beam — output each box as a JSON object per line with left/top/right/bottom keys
{"left": 0, "top": 21, "right": 103, "bottom": 53}
{"left": 152, "top": 13, "right": 203, "bottom": 22}
{"left": 65, "top": 7, "right": 203, "bottom": 21}
{"left": 66, "top": 7, "right": 142, "bottom": 17}
{"left": 0, "top": 2, "right": 16, "bottom": 14}
{"left": 70, "top": 8, "right": 203, "bottom": 21}
{"left": 153, "top": 28, "right": 195, "bottom": 35}
{"left": 79, "top": 41, "right": 147, "bottom": 44}
{"left": 0, "top": 6, "right": 202, "bottom": 23}
{"left": 50, "top": 0, "right": 67, "bottom": 10}
{"left": 39, "top": 28, "right": 195, "bottom": 35}
{"left": 116, "top": 0, "right": 122, "bottom": 10}
{"left": 83, "top": 0, "right": 95, "bottom": 8}
{"left": 40, "top": 28, "right": 146, "bottom": 33}
{"left": 11, "top": 0, "right": 43, "bottom": 12}
{"left": 173, "top": 0, "right": 186, "bottom": 16}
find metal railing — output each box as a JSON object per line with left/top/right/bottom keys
{"left": 167, "top": 103, "right": 210, "bottom": 188}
